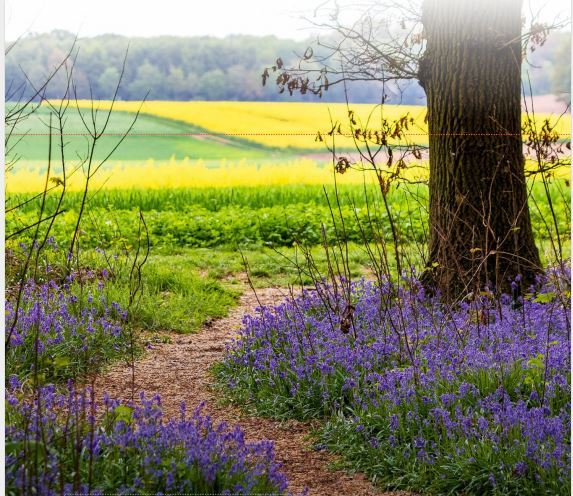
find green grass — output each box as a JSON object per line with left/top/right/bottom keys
{"left": 6, "top": 107, "right": 281, "bottom": 161}
{"left": 86, "top": 244, "right": 373, "bottom": 332}
{"left": 156, "top": 244, "right": 374, "bottom": 287}
{"left": 104, "top": 256, "right": 240, "bottom": 333}
{"left": 6, "top": 181, "right": 570, "bottom": 335}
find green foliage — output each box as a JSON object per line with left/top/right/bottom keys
{"left": 8, "top": 30, "right": 567, "bottom": 104}
{"left": 520, "top": 31, "right": 571, "bottom": 99}
{"left": 7, "top": 202, "right": 423, "bottom": 248}
{"left": 549, "top": 32, "right": 571, "bottom": 105}
{"left": 7, "top": 182, "right": 570, "bottom": 254}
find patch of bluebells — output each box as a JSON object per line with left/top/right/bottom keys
{"left": 5, "top": 271, "right": 294, "bottom": 494}
{"left": 219, "top": 268, "right": 570, "bottom": 494}
{"left": 6, "top": 277, "right": 131, "bottom": 382}
{"left": 6, "top": 380, "right": 289, "bottom": 495}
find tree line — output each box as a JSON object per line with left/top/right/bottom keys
{"left": 6, "top": 29, "right": 569, "bottom": 103}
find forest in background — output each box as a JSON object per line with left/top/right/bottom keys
{"left": 5, "top": 29, "right": 571, "bottom": 103}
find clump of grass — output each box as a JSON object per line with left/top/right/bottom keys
{"left": 115, "top": 258, "right": 240, "bottom": 333}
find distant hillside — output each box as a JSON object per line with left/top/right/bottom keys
{"left": 5, "top": 30, "right": 570, "bottom": 104}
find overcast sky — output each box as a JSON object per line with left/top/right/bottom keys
{"left": 5, "top": 0, "right": 322, "bottom": 41}
{"left": 5, "top": 0, "right": 571, "bottom": 42}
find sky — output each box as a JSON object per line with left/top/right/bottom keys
{"left": 5, "top": 0, "right": 571, "bottom": 42}
{"left": 5, "top": 0, "right": 323, "bottom": 41}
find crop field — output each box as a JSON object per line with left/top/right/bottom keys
{"left": 69, "top": 100, "right": 572, "bottom": 149}
{"left": 7, "top": 182, "right": 570, "bottom": 253}
{"left": 6, "top": 105, "right": 274, "bottom": 160}
{"left": 6, "top": 101, "right": 570, "bottom": 193}
{"left": 6, "top": 157, "right": 386, "bottom": 192}
{"left": 66, "top": 100, "right": 432, "bottom": 148}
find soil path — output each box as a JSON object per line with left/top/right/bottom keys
{"left": 95, "top": 287, "right": 410, "bottom": 496}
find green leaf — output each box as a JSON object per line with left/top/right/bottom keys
{"left": 527, "top": 356, "right": 544, "bottom": 370}
{"left": 114, "top": 405, "right": 133, "bottom": 424}
{"left": 54, "top": 356, "right": 71, "bottom": 368}
{"left": 534, "top": 292, "right": 556, "bottom": 304}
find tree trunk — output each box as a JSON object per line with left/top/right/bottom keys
{"left": 418, "top": 0, "right": 541, "bottom": 299}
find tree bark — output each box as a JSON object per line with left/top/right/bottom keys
{"left": 418, "top": 0, "right": 541, "bottom": 299}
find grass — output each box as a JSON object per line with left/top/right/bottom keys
{"left": 6, "top": 106, "right": 278, "bottom": 161}
{"left": 82, "top": 244, "right": 373, "bottom": 333}
{"left": 103, "top": 254, "right": 240, "bottom": 333}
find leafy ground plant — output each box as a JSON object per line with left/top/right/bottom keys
{"left": 217, "top": 266, "right": 571, "bottom": 495}
{"left": 6, "top": 381, "right": 290, "bottom": 495}
{"left": 7, "top": 181, "right": 569, "bottom": 252}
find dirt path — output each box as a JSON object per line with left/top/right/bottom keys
{"left": 95, "top": 287, "right": 410, "bottom": 496}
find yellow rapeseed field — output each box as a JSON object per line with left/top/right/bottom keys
{"left": 70, "top": 100, "right": 430, "bottom": 149}
{"left": 5, "top": 158, "right": 407, "bottom": 193}
{"left": 68, "top": 100, "right": 570, "bottom": 150}
{"left": 9, "top": 101, "right": 569, "bottom": 192}
{"left": 7, "top": 156, "right": 569, "bottom": 193}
